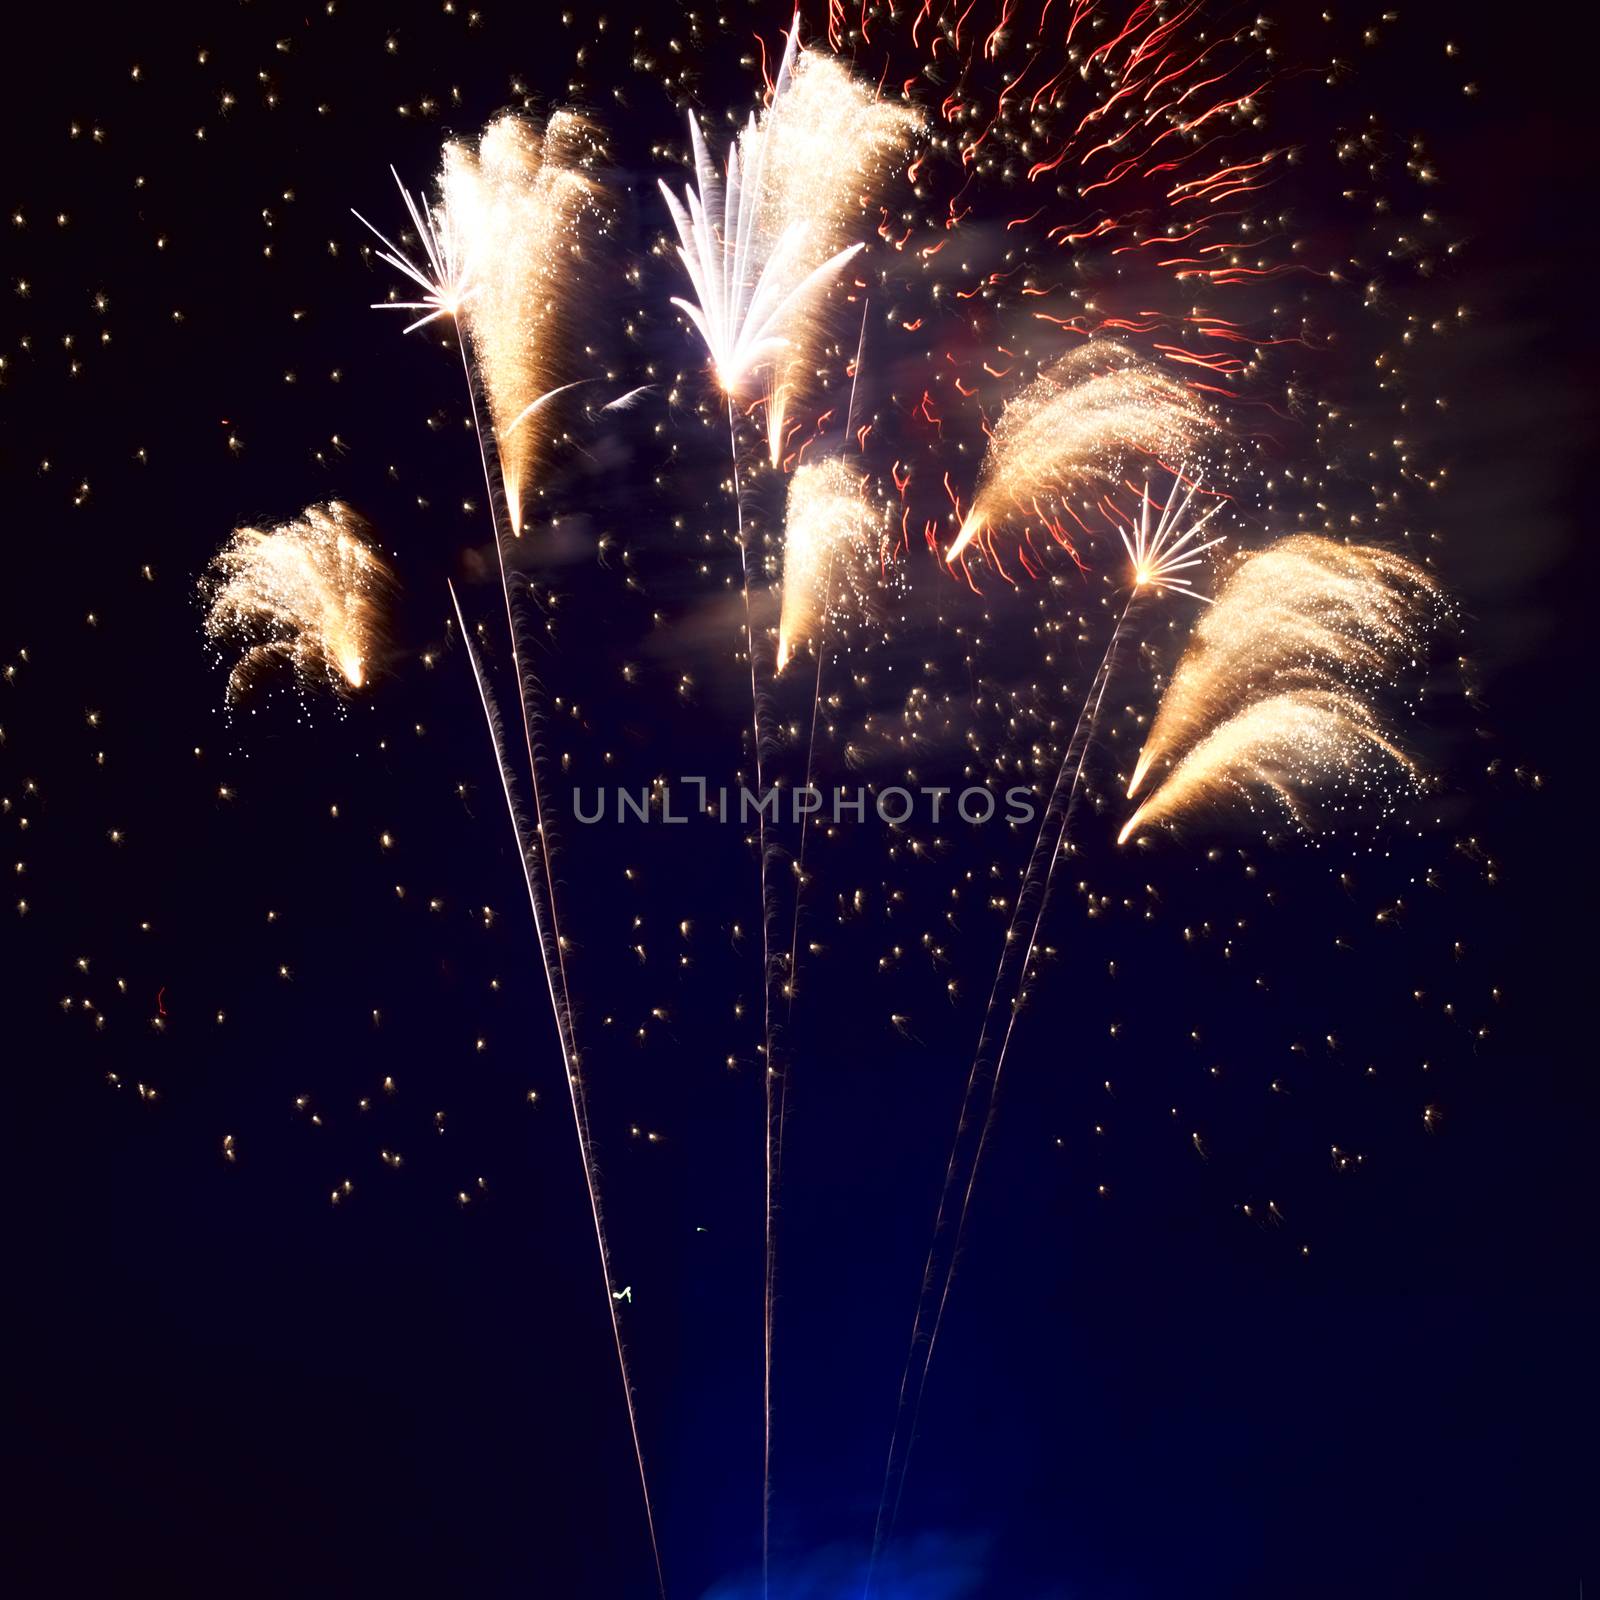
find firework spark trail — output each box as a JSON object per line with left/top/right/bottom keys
{"left": 461, "top": 287, "right": 669, "bottom": 1600}
{"left": 946, "top": 342, "right": 1218, "bottom": 565}
{"left": 779, "top": 551, "right": 834, "bottom": 1021}
{"left": 766, "top": 467, "right": 894, "bottom": 1534}
{"left": 764, "top": 500, "right": 851, "bottom": 1593}
{"left": 455, "top": 275, "right": 670, "bottom": 1600}
{"left": 659, "top": 30, "right": 912, "bottom": 1585}
{"left": 764, "top": 302, "right": 877, "bottom": 1589}
{"left": 777, "top": 295, "right": 870, "bottom": 1037}
{"left": 669, "top": 221, "right": 791, "bottom": 1594}
{"left": 448, "top": 584, "right": 664, "bottom": 1599}
{"left": 774, "top": 298, "right": 870, "bottom": 1154}
{"left": 865, "top": 586, "right": 1136, "bottom": 1594}
{"left": 869, "top": 470, "right": 1226, "bottom": 1586}
{"left": 358, "top": 138, "right": 664, "bottom": 1597}
{"left": 768, "top": 540, "right": 833, "bottom": 1487}
{"left": 454, "top": 329, "right": 584, "bottom": 1098}
{"left": 717, "top": 394, "right": 783, "bottom": 1599}
{"left": 707, "top": 403, "right": 786, "bottom": 1450}
{"left": 201, "top": 502, "right": 389, "bottom": 702}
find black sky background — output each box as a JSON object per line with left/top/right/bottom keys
{"left": 3, "top": 3, "right": 1595, "bottom": 1597}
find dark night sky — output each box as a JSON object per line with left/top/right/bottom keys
{"left": 3, "top": 3, "right": 1594, "bottom": 1596}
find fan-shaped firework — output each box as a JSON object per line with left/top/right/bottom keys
{"left": 947, "top": 341, "right": 1219, "bottom": 564}
{"left": 1119, "top": 689, "right": 1416, "bottom": 841}
{"left": 442, "top": 111, "right": 608, "bottom": 534}
{"left": 200, "top": 502, "right": 388, "bottom": 703}
{"left": 776, "top": 457, "right": 888, "bottom": 673}
{"left": 755, "top": 47, "right": 923, "bottom": 463}
{"left": 660, "top": 23, "right": 908, "bottom": 405}
{"left": 1127, "top": 535, "right": 1442, "bottom": 801}
{"left": 1121, "top": 536, "right": 1441, "bottom": 839}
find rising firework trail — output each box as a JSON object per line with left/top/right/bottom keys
{"left": 659, "top": 20, "right": 914, "bottom": 1585}
{"left": 769, "top": 300, "right": 880, "bottom": 1576}
{"left": 869, "top": 472, "right": 1224, "bottom": 1590}
{"left": 779, "top": 295, "right": 872, "bottom": 1047}
{"left": 357, "top": 133, "right": 665, "bottom": 1598}
{"left": 449, "top": 582, "right": 664, "bottom": 1597}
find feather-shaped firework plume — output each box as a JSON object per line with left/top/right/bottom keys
{"left": 201, "top": 502, "right": 389, "bottom": 703}
{"left": 441, "top": 111, "right": 607, "bottom": 534}
{"left": 775, "top": 457, "right": 888, "bottom": 673}
{"left": 755, "top": 49, "right": 922, "bottom": 464}
{"left": 1127, "top": 535, "right": 1440, "bottom": 799}
{"left": 1119, "top": 689, "right": 1413, "bottom": 842}
{"left": 947, "top": 341, "right": 1218, "bottom": 564}
{"left": 1120, "top": 535, "right": 1441, "bottom": 840}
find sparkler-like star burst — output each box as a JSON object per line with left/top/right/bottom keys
{"left": 352, "top": 170, "right": 471, "bottom": 334}
{"left": 1119, "top": 471, "right": 1225, "bottom": 600}
{"left": 658, "top": 26, "right": 879, "bottom": 402}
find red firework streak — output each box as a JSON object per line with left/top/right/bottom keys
{"left": 740, "top": 0, "right": 1331, "bottom": 593}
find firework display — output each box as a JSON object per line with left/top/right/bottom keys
{"left": 1122, "top": 687, "right": 1414, "bottom": 842}
{"left": 3, "top": 2, "right": 1578, "bottom": 1596}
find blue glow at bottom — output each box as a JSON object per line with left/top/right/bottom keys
{"left": 700, "top": 1534, "right": 989, "bottom": 1600}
